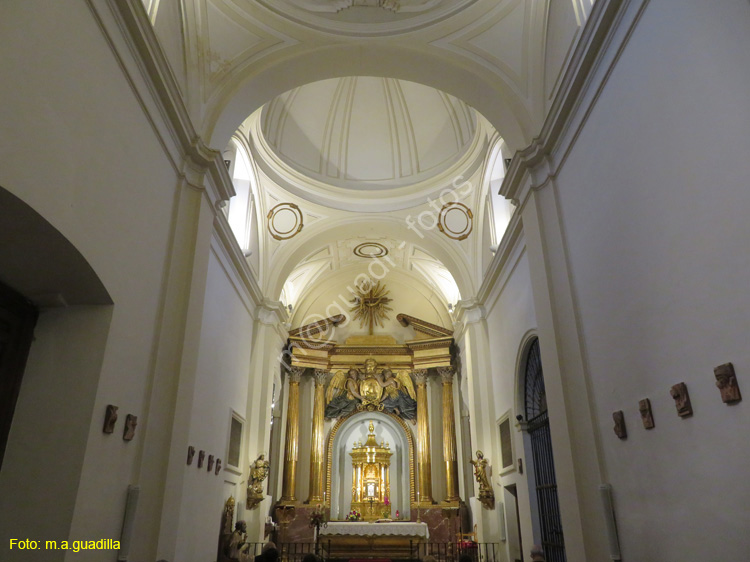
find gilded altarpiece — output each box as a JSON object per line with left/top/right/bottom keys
{"left": 350, "top": 421, "right": 392, "bottom": 521}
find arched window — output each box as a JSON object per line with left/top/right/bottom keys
{"left": 523, "top": 338, "right": 566, "bottom": 562}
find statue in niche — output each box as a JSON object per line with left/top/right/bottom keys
{"left": 198, "top": 450, "right": 206, "bottom": 468}
{"left": 103, "top": 405, "right": 118, "bottom": 434}
{"left": 715, "top": 362, "right": 742, "bottom": 403}
{"left": 325, "top": 358, "right": 417, "bottom": 423}
{"left": 247, "top": 454, "right": 270, "bottom": 509}
{"left": 187, "top": 445, "right": 196, "bottom": 465}
{"left": 638, "top": 398, "right": 655, "bottom": 429}
{"left": 612, "top": 411, "right": 627, "bottom": 439}
{"left": 470, "top": 450, "right": 495, "bottom": 509}
{"left": 670, "top": 382, "right": 693, "bottom": 417}
{"left": 208, "top": 455, "right": 215, "bottom": 472}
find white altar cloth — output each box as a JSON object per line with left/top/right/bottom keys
{"left": 321, "top": 521, "right": 429, "bottom": 539}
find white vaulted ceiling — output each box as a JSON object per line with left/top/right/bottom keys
{"left": 260, "top": 77, "right": 477, "bottom": 191}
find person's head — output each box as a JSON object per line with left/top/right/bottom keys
{"left": 263, "top": 548, "right": 280, "bottom": 562}
{"left": 261, "top": 541, "right": 276, "bottom": 553}
{"left": 235, "top": 520, "right": 247, "bottom": 533}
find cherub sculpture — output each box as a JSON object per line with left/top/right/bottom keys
{"left": 324, "top": 359, "right": 417, "bottom": 422}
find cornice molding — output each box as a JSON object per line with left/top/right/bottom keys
{"left": 258, "top": 298, "right": 289, "bottom": 327}
{"left": 101, "top": 0, "right": 235, "bottom": 208}
{"left": 454, "top": 298, "right": 485, "bottom": 326}
{"left": 212, "top": 211, "right": 267, "bottom": 308}
{"left": 475, "top": 210, "right": 525, "bottom": 312}
{"left": 500, "top": 0, "right": 644, "bottom": 208}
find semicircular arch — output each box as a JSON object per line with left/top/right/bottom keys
{"left": 205, "top": 43, "right": 532, "bottom": 155}
{"left": 325, "top": 410, "right": 416, "bottom": 518}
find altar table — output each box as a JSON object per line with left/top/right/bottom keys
{"left": 320, "top": 522, "right": 429, "bottom": 560}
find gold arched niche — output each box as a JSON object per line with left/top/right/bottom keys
{"left": 325, "top": 412, "right": 416, "bottom": 509}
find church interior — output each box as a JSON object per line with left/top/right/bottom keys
{"left": 1, "top": 1, "right": 749, "bottom": 561}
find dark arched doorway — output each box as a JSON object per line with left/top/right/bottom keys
{"left": 524, "top": 338, "right": 566, "bottom": 562}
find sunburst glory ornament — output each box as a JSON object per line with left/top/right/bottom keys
{"left": 350, "top": 281, "right": 393, "bottom": 335}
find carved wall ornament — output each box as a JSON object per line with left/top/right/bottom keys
{"left": 267, "top": 202, "right": 303, "bottom": 240}
{"left": 247, "top": 453, "right": 270, "bottom": 509}
{"left": 103, "top": 405, "right": 118, "bottom": 433}
{"left": 198, "top": 450, "right": 206, "bottom": 468}
{"left": 324, "top": 359, "right": 417, "bottom": 423}
{"left": 208, "top": 454, "right": 215, "bottom": 472}
{"left": 437, "top": 202, "right": 473, "bottom": 241}
{"left": 187, "top": 445, "right": 196, "bottom": 465}
{"left": 123, "top": 414, "right": 137, "bottom": 441}
{"left": 715, "top": 362, "right": 742, "bottom": 404}
{"left": 670, "top": 383, "right": 693, "bottom": 417}
{"left": 215, "top": 458, "right": 222, "bottom": 475}
{"left": 638, "top": 398, "right": 655, "bottom": 429}
{"left": 612, "top": 411, "right": 627, "bottom": 439}
{"left": 470, "top": 450, "right": 495, "bottom": 509}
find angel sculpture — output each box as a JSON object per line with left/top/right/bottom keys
{"left": 324, "top": 369, "right": 362, "bottom": 419}
{"left": 379, "top": 368, "right": 417, "bottom": 423}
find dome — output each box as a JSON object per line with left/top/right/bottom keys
{"left": 259, "top": 77, "right": 477, "bottom": 192}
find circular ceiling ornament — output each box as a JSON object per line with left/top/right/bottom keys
{"left": 437, "top": 202, "right": 473, "bottom": 241}
{"left": 353, "top": 242, "right": 389, "bottom": 259}
{"left": 267, "top": 202, "right": 304, "bottom": 240}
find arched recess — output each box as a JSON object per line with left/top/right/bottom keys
{"left": 266, "top": 215, "right": 476, "bottom": 302}
{"left": 0, "top": 185, "right": 113, "bottom": 542}
{"left": 205, "top": 43, "right": 532, "bottom": 155}
{"left": 0, "top": 186, "right": 112, "bottom": 307}
{"left": 325, "top": 411, "right": 415, "bottom": 519}
{"left": 516, "top": 335, "right": 567, "bottom": 562}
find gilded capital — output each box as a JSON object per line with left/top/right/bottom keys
{"left": 288, "top": 366, "right": 305, "bottom": 383}
{"left": 313, "top": 369, "right": 329, "bottom": 386}
{"left": 413, "top": 369, "right": 429, "bottom": 385}
{"left": 437, "top": 366, "right": 455, "bottom": 383}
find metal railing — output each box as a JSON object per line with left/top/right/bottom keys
{"left": 245, "top": 541, "right": 503, "bottom": 562}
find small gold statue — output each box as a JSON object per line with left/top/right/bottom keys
{"left": 470, "top": 450, "right": 495, "bottom": 509}
{"left": 247, "top": 454, "right": 270, "bottom": 509}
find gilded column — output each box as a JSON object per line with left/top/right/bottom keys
{"left": 414, "top": 369, "right": 434, "bottom": 504}
{"left": 307, "top": 369, "right": 328, "bottom": 503}
{"left": 281, "top": 366, "right": 304, "bottom": 503}
{"left": 438, "top": 366, "right": 460, "bottom": 503}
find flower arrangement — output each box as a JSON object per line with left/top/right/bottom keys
{"left": 382, "top": 496, "right": 391, "bottom": 519}
{"left": 345, "top": 509, "right": 361, "bottom": 521}
{"left": 309, "top": 504, "right": 327, "bottom": 529}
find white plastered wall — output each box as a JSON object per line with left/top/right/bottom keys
{"left": 540, "top": 0, "right": 750, "bottom": 559}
